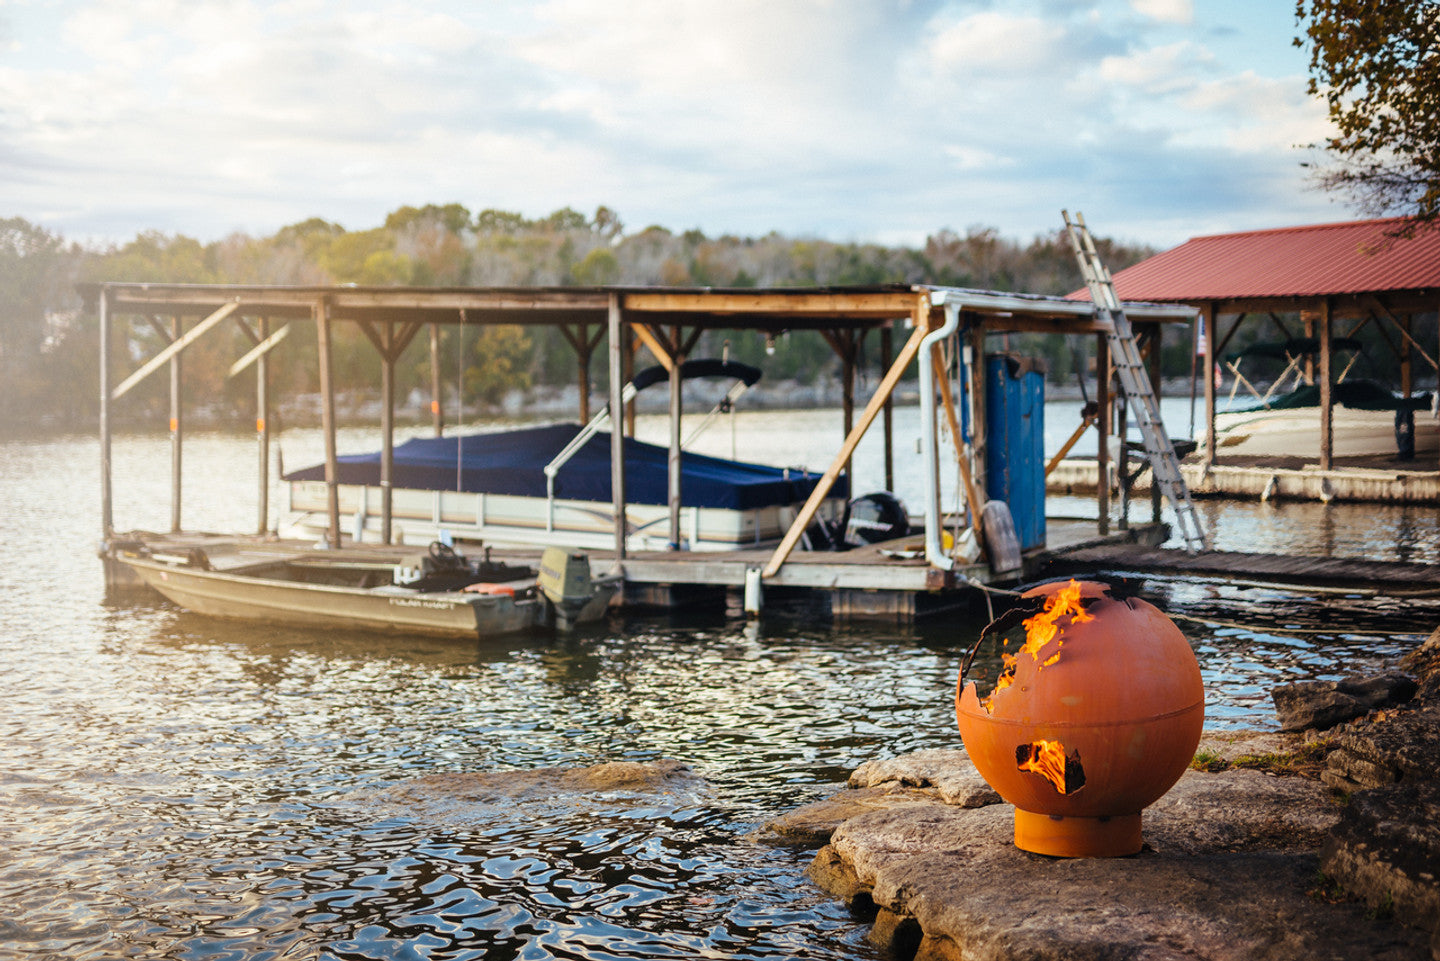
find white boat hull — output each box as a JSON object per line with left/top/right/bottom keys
{"left": 285, "top": 480, "right": 840, "bottom": 551}
{"left": 1203, "top": 407, "right": 1439, "bottom": 459}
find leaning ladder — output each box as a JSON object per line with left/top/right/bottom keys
{"left": 1063, "top": 210, "right": 1209, "bottom": 553}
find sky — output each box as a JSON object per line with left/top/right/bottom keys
{"left": 0, "top": 0, "right": 1345, "bottom": 249}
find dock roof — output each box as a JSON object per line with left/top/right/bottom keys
{"left": 1087, "top": 218, "right": 1440, "bottom": 314}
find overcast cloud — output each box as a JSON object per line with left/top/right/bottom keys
{"left": 0, "top": 0, "right": 1338, "bottom": 247}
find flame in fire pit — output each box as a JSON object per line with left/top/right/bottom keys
{"left": 1017, "top": 738, "right": 1084, "bottom": 794}
{"left": 984, "top": 579, "right": 1094, "bottom": 710}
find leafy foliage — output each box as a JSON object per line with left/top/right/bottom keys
{"left": 1296, "top": 1, "right": 1440, "bottom": 229}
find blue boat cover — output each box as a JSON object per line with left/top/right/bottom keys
{"left": 283, "top": 424, "right": 846, "bottom": 510}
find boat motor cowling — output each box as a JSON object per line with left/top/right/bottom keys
{"left": 843, "top": 492, "right": 911, "bottom": 546}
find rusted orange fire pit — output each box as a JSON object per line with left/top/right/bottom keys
{"left": 956, "top": 579, "right": 1204, "bottom": 857}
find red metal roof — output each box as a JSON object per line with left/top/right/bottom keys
{"left": 1080, "top": 218, "right": 1440, "bottom": 303}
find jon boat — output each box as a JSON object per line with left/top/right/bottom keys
{"left": 112, "top": 541, "right": 617, "bottom": 638}
{"left": 283, "top": 361, "right": 853, "bottom": 551}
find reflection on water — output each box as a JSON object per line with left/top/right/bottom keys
{"left": 0, "top": 426, "right": 1432, "bottom": 959}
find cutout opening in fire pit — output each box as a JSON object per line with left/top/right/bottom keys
{"left": 1016, "top": 739, "right": 1086, "bottom": 795}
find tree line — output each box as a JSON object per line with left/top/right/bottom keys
{"left": 0, "top": 206, "right": 1163, "bottom": 435}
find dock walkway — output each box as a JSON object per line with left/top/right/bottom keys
{"left": 1043, "top": 543, "right": 1440, "bottom": 594}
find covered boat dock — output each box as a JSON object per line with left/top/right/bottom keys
{"left": 1079, "top": 217, "right": 1440, "bottom": 503}
{"left": 88, "top": 281, "right": 1196, "bottom": 619}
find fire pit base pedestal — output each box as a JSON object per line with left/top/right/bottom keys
{"left": 1015, "top": 808, "right": 1141, "bottom": 857}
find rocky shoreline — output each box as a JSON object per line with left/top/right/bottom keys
{"left": 759, "top": 629, "right": 1440, "bottom": 961}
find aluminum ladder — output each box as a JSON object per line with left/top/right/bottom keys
{"left": 1063, "top": 210, "right": 1209, "bottom": 553}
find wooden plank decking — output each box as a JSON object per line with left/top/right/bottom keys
{"left": 1043, "top": 543, "right": 1440, "bottom": 593}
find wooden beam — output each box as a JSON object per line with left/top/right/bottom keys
{"left": 1214, "top": 311, "right": 1247, "bottom": 358}
{"left": 111, "top": 301, "right": 239, "bottom": 400}
{"left": 1369, "top": 296, "right": 1440, "bottom": 373}
{"left": 762, "top": 315, "right": 934, "bottom": 579}
{"left": 1267, "top": 311, "right": 1295, "bottom": 340}
{"left": 623, "top": 290, "right": 919, "bottom": 317}
{"left": 227, "top": 323, "right": 291, "bottom": 378}
{"left": 880, "top": 326, "right": 894, "bottom": 491}
{"left": 631, "top": 323, "right": 675, "bottom": 371}
{"left": 933, "top": 348, "right": 984, "bottom": 537}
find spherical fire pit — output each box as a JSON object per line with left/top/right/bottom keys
{"left": 956, "top": 579, "right": 1204, "bottom": 857}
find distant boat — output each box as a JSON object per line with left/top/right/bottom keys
{"left": 113, "top": 542, "right": 616, "bottom": 638}
{"left": 1205, "top": 338, "right": 1436, "bottom": 459}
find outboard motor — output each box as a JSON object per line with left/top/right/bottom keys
{"left": 843, "top": 492, "right": 910, "bottom": 546}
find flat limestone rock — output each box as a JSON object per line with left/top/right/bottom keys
{"left": 847, "top": 748, "right": 1002, "bottom": 807}
{"left": 811, "top": 767, "right": 1430, "bottom": 960}
{"left": 761, "top": 783, "right": 948, "bottom": 846}
{"left": 760, "top": 749, "right": 1002, "bottom": 845}
{"left": 351, "top": 759, "right": 710, "bottom": 824}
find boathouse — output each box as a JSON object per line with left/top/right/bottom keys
{"left": 1091, "top": 217, "right": 1440, "bottom": 503}
{"left": 88, "top": 282, "right": 1196, "bottom": 618}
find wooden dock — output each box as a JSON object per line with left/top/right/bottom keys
{"left": 1048, "top": 456, "right": 1440, "bottom": 505}
{"left": 103, "top": 518, "right": 1168, "bottom": 624}
{"left": 1042, "top": 542, "right": 1440, "bottom": 594}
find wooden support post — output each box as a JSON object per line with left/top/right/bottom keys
{"left": 169, "top": 315, "right": 183, "bottom": 533}
{"left": 1202, "top": 303, "right": 1217, "bottom": 467}
{"left": 315, "top": 298, "right": 341, "bottom": 549}
{"left": 429, "top": 323, "right": 443, "bottom": 436}
{"left": 608, "top": 294, "right": 627, "bottom": 559}
{"left": 933, "top": 348, "right": 983, "bottom": 536}
{"left": 1116, "top": 348, "right": 1129, "bottom": 533}
{"left": 881, "top": 326, "right": 894, "bottom": 492}
{"left": 380, "top": 324, "right": 395, "bottom": 546}
{"left": 1095, "top": 333, "right": 1110, "bottom": 536}
{"left": 100, "top": 288, "right": 113, "bottom": 540}
{"left": 668, "top": 325, "right": 684, "bottom": 548}
{"left": 763, "top": 317, "right": 933, "bottom": 579}
{"left": 577, "top": 332, "right": 591, "bottom": 423}
{"left": 257, "top": 317, "right": 270, "bottom": 535}
{"left": 1319, "top": 298, "right": 1334, "bottom": 471}
{"left": 842, "top": 331, "right": 856, "bottom": 480}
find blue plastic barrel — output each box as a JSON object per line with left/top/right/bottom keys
{"left": 984, "top": 353, "right": 1046, "bottom": 551}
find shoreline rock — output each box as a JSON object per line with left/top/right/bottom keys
{"left": 774, "top": 738, "right": 1433, "bottom": 960}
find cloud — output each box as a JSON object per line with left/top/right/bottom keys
{"left": 1129, "top": 0, "right": 1192, "bottom": 25}
{"left": 0, "top": 0, "right": 1340, "bottom": 248}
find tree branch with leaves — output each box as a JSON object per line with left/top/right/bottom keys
{"left": 1295, "top": 1, "right": 1440, "bottom": 232}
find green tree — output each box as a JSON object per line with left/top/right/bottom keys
{"left": 571, "top": 246, "right": 620, "bottom": 285}
{"left": 1296, "top": 1, "right": 1440, "bottom": 229}
{"left": 464, "top": 325, "right": 533, "bottom": 407}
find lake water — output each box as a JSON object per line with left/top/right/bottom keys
{"left": 2, "top": 405, "right": 1433, "bottom": 960}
